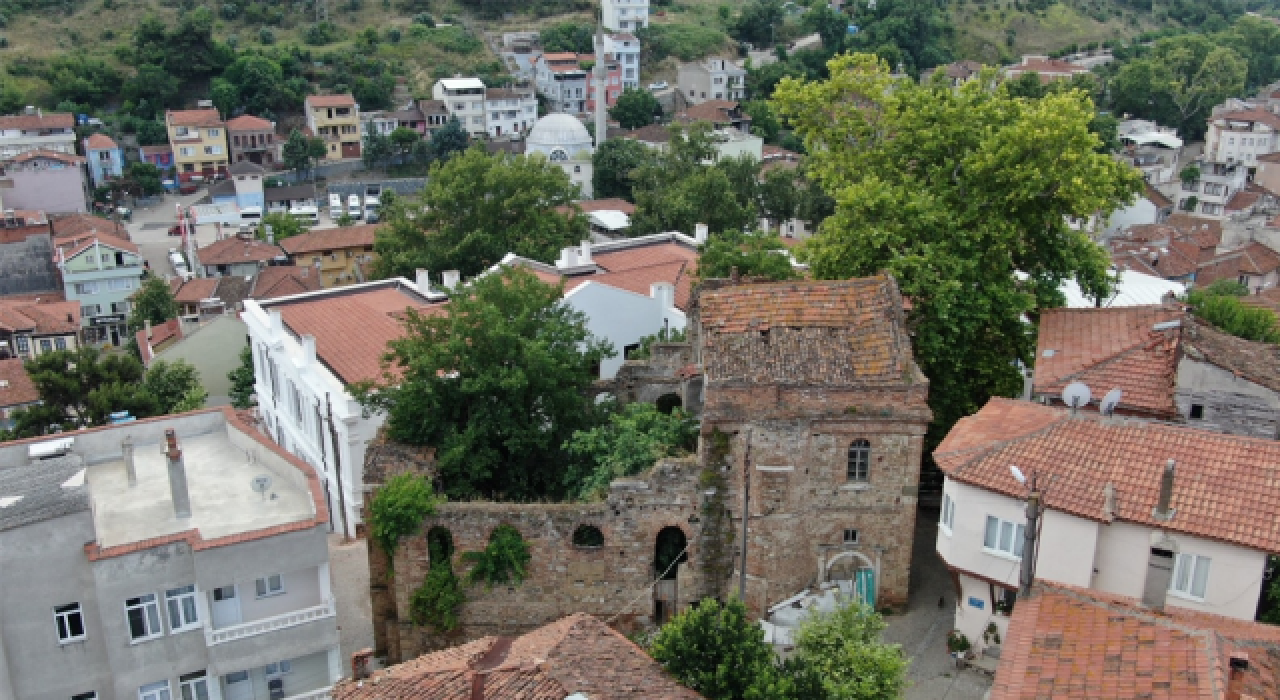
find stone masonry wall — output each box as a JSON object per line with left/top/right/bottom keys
{"left": 1174, "top": 388, "right": 1280, "bottom": 439}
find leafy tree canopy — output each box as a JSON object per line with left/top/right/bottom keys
{"left": 846, "top": 0, "right": 952, "bottom": 75}
{"left": 610, "top": 88, "right": 662, "bottom": 130}
{"left": 354, "top": 267, "right": 613, "bottom": 500}
{"left": 793, "top": 601, "right": 908, "bottom": 699}
{"left": 698, "top": 229, "right": 799, "bottom": 281}
{"left": 228, "top": 345, "right": 257, "bottom": 409}
{"left": 773, "top": 55, "right": 1142, "bottom": 444}
{"left": 592, "top": 137, "right": 657, "bottom": 201}
{"left": 368, "top": 472, "right": 441, "bottom": 557}
{"left": 143, "top": 360, "right": 208, "bottom": 414}
{"left": 563, "top": 402, "right": 698, "bottom": 501}
{"left": 128, "top": 276, "right": 179, "bottom": 332}
{"left": 630, "top": 124, "right": 759, "bottom": 236}
{"left": 1187, "top": 281, "right": 1280, "bottom": 343}
{"left": 540, "top": 22, "right": 595, "bottom": 53}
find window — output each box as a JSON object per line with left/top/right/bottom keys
{"left": 842, "top": 528, "right": 859, "bottom": 544}
{"left": 846, "top": 439, "right": 870, "bottom": 481}
{"left": 1190, "top": 403, "right": 1204, "bottom": 420}
{"left": 15, "top": 336, "right": 29, "bottom": 353}
{"left": 255, "top": 574, "right": 284, "bottom": 597}
{"left": 112, "top": 301, "right": 130, "bottom": 314}
{"left": 983, "top": 516, "right": 1025, "bottom": 558}
{"left": 940, "top": 493, "right": 955, "bottom": 533}
{"left": 108, "top": 278, "right": 133, "bottom": 291}
{"left": 40, "top": 339, "right": 51, "bottom": 353}
{"left": 177, "top": 672, "right": 209, "bottom": 700}
{"left": 1171, "top": 553, "right": 1211, "bottom": 599}
{"left": 72, "top": 693, "right": 97, "bottom": 700}
{"left": 76, "top": 282, "right": 101, "bottom": 295}
{"left": 138, "top": 681, "right": 171, "bottom": 700}
{"left": 265, "top": 660, "right": 293, "bottom": 677}
{"left": 125, "top": 593, "right": 163, "bottom": 641}
{"left": 207, "top": 129, "right": 221, "bottom": 138}
{"left": 55, "top": 337, "right": 67, "bottom": 350}
{"left": 165, "top": 585, "right": 199, "bottom": 632}
{"left": 55, "top": 603, "right": 86, "bottom": 643}
{"left": 179, "top": 147, "right": 194, "bottom": 157}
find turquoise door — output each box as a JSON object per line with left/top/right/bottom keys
{"left": 855, "top": 568, "right": 875, "bottom": 607}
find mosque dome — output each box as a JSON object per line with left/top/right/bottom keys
{"left": 526, "top": 113, "right": 593, "bottom": 160}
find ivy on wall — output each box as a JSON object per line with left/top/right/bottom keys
{"left": 463, "top": 524, "right": 532, "bottom": 588}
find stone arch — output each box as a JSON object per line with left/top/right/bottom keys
{"left": 572, "top": 523, "right": 605, "bottom": 548}
{"left": 654, "top": 526, "right": 689, "bottom": 580}
{"left": 824, "top": 550, "right": 874, "bottom": 580}
{"left": 655, "top": 392, "right": 683, "bottom": 415}
{"left": 426, "top": 526, "right": 454, "bottom": 568}
{"left": 823, "top": 550, "right": 878, "bottom": 606}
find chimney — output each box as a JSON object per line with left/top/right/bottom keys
{"left": 415, "top": 268, "right": 431, "bottom": 292}
{"left": 651, "top": 282, "right": 675, "bottom": 310}
{"left": 352, "top": 648, "right": 374, "bottom": 680}
{"left": 144, "top": 319, "right": 152, "bottom": 340}
{"left": 302, "top": 334, "right": 317, "bottom": 366}
{"left": 1153, "top": 459, "right": 1176, "bottom": 521}
{"left": 471, "top": 671, "right": 486, "bottom": 700}
{"left": 1142, "top": 533, "right": 1176, "bottom": 611}
{"left": 269, "top": 309, "right": 284, "bottom": 338}
{"left": 579, "top": 240, "right": 593, "bottom": 265}
{"left": 442, "top": 270, "right": 461, "bottom": 290}
{"left": 695, "top": 223, "right": 709, "bottom": 244}
{"left": 730, "top": 265, "right": 740, "bottom": 283}
{"left": 164, "top": 429, "right": 192, "bottom": 519}
{"left": 122, "top": 436, "right": 137, "bottom": 487}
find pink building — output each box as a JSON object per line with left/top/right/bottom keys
{"left": 585, "top": 54, "right": 624, "bottom": 112}
{"left": 0, "top": 149, "right": 89, "bottom": 213}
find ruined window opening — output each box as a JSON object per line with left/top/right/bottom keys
{"left": 1190, "top": 404, "right": 1204, "bottom": 420}
{"left": 847, "top": 439, "right": 870, "bottom": 482}
{"left": 427, "top": 527, "right": 454, "bottom": 566}
{"left": 623, "top": 342, "right": 641, "bottom": 359}
{"left": 654, "top": 526, "right": 688, "bottom": 580}
{"left": 655, "top": 393, "right": 682, "bottom": 415}
{"left": 572, "top": 524, "right": 604, "bottom": 548}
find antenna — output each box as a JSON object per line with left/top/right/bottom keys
{"left": 1099, "top": 387, "right": 1123, "bottom": 416}
{"left": 250, "top": 474, "right": 273, "bottom": 500}
{"left": 1009, "top": 465, "right": 1027, "bottom": 485}
{"left": 1061, "top": 381, "right": 1092, "bottom": 415}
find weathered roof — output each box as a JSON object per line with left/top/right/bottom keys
{"left": 1182, "top": 316, "right": 1280, "bottom": 393}
{"left": 0, "top": 112, "right": 74, "bottom": 130}
{"left": 137, "top": 318, "right": 184, "bottom": 365}
{"left": 7, "top": 149, "right": 85, "bottom": 165}
{"left": 0, "top": 357, "right": 39, "bottom": 408}
{"left": 699, "top": 277, "right": 915, "bottom": 386}
{"left": 333, "top": 613, "right": 702, "bottom": 700}
{"left": 172, "top": 277, "right": 219, "bottom": 304}
{"left": 278, "top": 224, "right": 379, "bottom": 255}
{"left": 0, "top": 299, "right": 82, "bottom": 335}
{"left": 1144, "top": 182, "right": 1172, "bottom": 209}
{"left": 306, "top": 94, "right": 357, "bottom": 108}
{"left": 1196, "top": 242, "right": 1280, "bottom": 287}
{"left": 226, "top": 114, "right": 273, "bottom": 131}
{"left": 992, "top": 581, "right": 1280, "bottom": 700}
{"left": 936, "top": 398, "right": 1280, "bottom": 553}
{"left": 166, "top": 109, "right": 223, "bottom": 128}
{"left": 197, "top": 237, "right": 284, "bottom": 266}
{"left": 570, "top": 198, "right": 636, "bottom": 215}
{"left": 1214, "top": 108, "right": 1280, "bottom": 131}
{"left": 678, "top": 100, "right": 741, "bottom": 124}
{"left": 249, "top": 266, "right": 322, "bottom": 300}
{"left": 0, "top": 455, "right": 89, "bottom": 532}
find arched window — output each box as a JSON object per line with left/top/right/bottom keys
{"left": 548, "top": 148, "right": 569, "bottom": 162}
{"left": 847, "top": 439, "right": 870, "bottom": 482}
{"left": 572, "top": 524, "right": 604, "bottom": 548}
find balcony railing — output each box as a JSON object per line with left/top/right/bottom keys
{"left": 282, "top": 687, "right": 333, "bottom": 700}
{"left": 207, "top": 598, "right": 335, "bottom": 645}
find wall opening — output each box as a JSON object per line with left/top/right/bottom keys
{"left": 427, "top": 526, "right": 454, "bottom": 567}
{"left": 653, "top": 526, "right": 689, "bottom": 624}
{"left": 572, "top": 524, "right": 604, "bottom": 548}
{"left": 655, "top": 393, "right": 683, "bottom": 415}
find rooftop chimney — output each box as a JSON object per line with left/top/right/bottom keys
{"left": 269, "top": 309, "right": 284, "bottom": 338}
{"left": 122, "top": 435, "right": 137, "bottom": 487}
{"left": 471, "top": 671, "right": 486, "bottom": 700}
{"left": 1142, "top": 533, "right": 1176, "bottom": 612}
{"left": 415, "top": 268, "right": 431, "bottom": 292}
{"left": 1153, "top": 459, "right": 1176, "bottom": 521}
{"left": 579, "top": 240, "right": 593, "bottom": 265}
{"left": 443, "top": 270, "right": 461, "bottom": 290}
{"left": 164, "top": 429, "right": 192, "bottom": 519}
{"left": 695, "top": 223, "right": 709, "bottom": 244}
{"left": 302, "top": 334, "right": 317, "bottom": 366}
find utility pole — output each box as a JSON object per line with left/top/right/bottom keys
{"left": 326, "top": 392, "right": 351, "bottom": 542}
{"left": 1018, "top": 471, "right": 1041, "bottom": 599}
{"left": 737, "top": 429, "right": 752, "bottom": 600}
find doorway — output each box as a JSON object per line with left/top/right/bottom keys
{"left": 653, "top": 527, "right": 688, "bottom": 624}
{"left": 211, "top": 585, "right": 242, "bottom": 628}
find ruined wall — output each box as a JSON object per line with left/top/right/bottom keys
{"left": 0, "top": 234, "right": 59, "bottom": 297}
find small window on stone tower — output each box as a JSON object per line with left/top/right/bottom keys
{"left": 843, "top": 529, "right": 859, "bottom": 544}
{"left": 1190, "top": 404, "right": 1204, "bottom": 420}
{"left": 847, "top": 439, "right": 870, "bottom": 482}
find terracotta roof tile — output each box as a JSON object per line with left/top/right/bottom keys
{"left": 85, "top": 133, "right": 117, "bottom": 150}
{"left": 197, "top": 237, "right": 284, "bottom": 266}
{"left": 225, "top": 114, "right": 273, "bottom": 131}
{"left": 570, "top": 198, "right": 636, "bottom": 215}
{"left": 1144, "top": 182, "right": 1173, "bottom": 209}
{"left": 306, "top": 94, "right": 357, "bottom": 108}
{"left": 249, "top": 266, "right": 322, "bottom": 300}
{"left": 936, "top": 398, "right": 1280, "bottom": 552}
{"left": 173, "top": 277, "right": 219, "bottom": 304}
{"left": 591, "top": 241, "right": 699, "bottom": 309}
{"left": 1214, "top": 108, "right": 1280, "bottom": 131}
{"left": 278, "top": 224, "right": 380, "bottom": 255}
{"left": 0, "top": 112, "right": 74, "bottom": 130}
{"left": 7, "top": 149, "right": 85, "bottom": 165}
{"left": 992, "top": 581, "right": 1280, "bottom": 700}
{"left": 678, "top": 100, "right": 741, "bottom": 124}
{"left": 49, "top": 214, "right": 129, "bottom": 240}
{"left": 1182, "top": 317, "right": 1280, "bottom": 393}
{"left": 1227, "top": 189, "right": 1263, "bottom": 212}
{"left": 0, "top": 358, "right": 39, "bottom": 408}
{"left": 1195, "top": 242, "right": 1280, "bottom": 287}
{"left": 0, "top": 299, "right": 81, "bottom": 335}
{"left": 137, "top": 318, "right": 183, "bottom": 365}
{"left": 166, "top": 109, "right": 224, "bottom": 128}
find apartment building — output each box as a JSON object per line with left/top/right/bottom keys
{"left": 1204, "top": 102, "right": 1280, "bottom": 168}
{"left": 585, "top": 54, "right": 623, "bottom": 113}
{"left": 0, "top": 108, "right": 76, "bottom": 160}
{"left": 360, "top": 100, "right": 451, "bottom": 139}
{"left": 601, "top": 0, "right": 649, "bottom": 31}
{"left": 534, "top": 54, "right": 589, "bottom": 114}
{"left": 677, "top": 58, "right": 746, "bottom": 105}
{"left": 0, "top": 408, "right": 341, "bottom": 700}
{"left": 0, "top": 149, "right": 90, "bottom": 213}
{"left": 54, "top": 231, "right": 145, "bottom": 347}
{"left": 1177, "top": 159, "right": 1247, "bottom": 219}
{"left": 484, "top": 87, "right": 538, "bottom": 138}
{"left": 432, "top": 78, "right": 490, "bottom": 137}
{"left": 83, "top": 133, "right": 124, "bottom": 189}
{"left": 304, "top": 95, "right": 361, "bottom": 161}
{"left": 277, "top": 224, "right": 378, "bottom": 288}
{"left": 226, "top": 114, "right": 280, "bottom": 167}
{"left": 606, "top": 33, "right": 642, "bottom": 90}
{"left": 166, "top": 109, "right": 229, "bottom": 178}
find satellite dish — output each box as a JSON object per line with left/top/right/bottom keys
{"left": 250, "top": 474, "right": 273, "bottom": 497}
{"left": 1061, "top": 381, "right": 1092, "bottom": 410}
{"left": 1009, "top": 465, "right": 1027, "bottom": 485}
{"left": 1100, "top": 387, "right": 1123, "bottom": 416}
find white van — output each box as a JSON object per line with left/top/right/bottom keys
{"left": 364, "top": 194, "right": 380, "bottom": 223}
{"left": 329, "top": 193, "right": 343, "bottom": 219}
{"left": 239, "top": 206, "right": 263, "bottom": 230}
{"left": 347, "top": 194, "right": 362, "bottom": 220}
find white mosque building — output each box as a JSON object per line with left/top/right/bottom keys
{"left": 525, "top": 113, "right": 595, "bottom": 198}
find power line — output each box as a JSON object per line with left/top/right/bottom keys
{"left": 604, "top": 541, "right": 692, "bottom": 626}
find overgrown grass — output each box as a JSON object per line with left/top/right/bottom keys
{"left": 948, "top": 0, "right": 1167, "bottom": 59}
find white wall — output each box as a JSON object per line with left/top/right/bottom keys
{"left": 234, "top": 566, "right": 323, "bottom": 624}
{"left": 1104, "top": 198, "right": 1159, "bottom": 236}
{"left": 1178, "top": 358, "right": 1280, "bottom": 407}
{"left": 563, "top": 281, "right": 686, "bottom": 379}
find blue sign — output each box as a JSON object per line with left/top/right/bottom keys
{"left": 968, "top": 596, "right": 985, "bottom": 610}
{"left": 847, "top": 24, "right": 859, "bottom": 35}
{"left": 77, "top": 114, "right": 89, "bottom": 125}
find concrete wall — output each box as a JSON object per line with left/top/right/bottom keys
{"left": 0, "top": 233, "right": 59, "bottom": 296}
{"left": 1105, "top": 197, "right": 1159, "bottom": 235}
{"left": 564, "top": 281, "right": 686, "bottom": 379}
{"left": 233, "top": 566, "right": 323, "bottom": 624}
{"left": 1175, "top": 357, "right": 1280, "bottom": 438}
{"left": 6, "top": 167, "right": 87, "bottom": 213}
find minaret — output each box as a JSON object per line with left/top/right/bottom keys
{"left": 593, "top": 26, "right": 607, "bottom": 150}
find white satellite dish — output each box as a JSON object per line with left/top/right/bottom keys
{"left": 1009, "top": 465, "right": 1027, "bottom": 485}
{"left": 1099, "top": 387, "right": 1123, "bottom": 416}
{"left": 250, "top": 474, "right": 273, "bottom": 499}
{"left": 1061, "top": 381, "right": 1092, "bottom": 411}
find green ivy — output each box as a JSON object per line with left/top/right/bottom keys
{"left": 462, "top": 524, "right": 531, "bottom": 588}
{"left": 367, "top": 472, "right": 441, "bottom": 560}
{"left": 410, "top": 564, "right": 465, "bottom": 631}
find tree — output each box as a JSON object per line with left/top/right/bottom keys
{"left": 792, "top": 601, "right": 907, "bottom": 699}
{"left": 610, "top": 88, "right": 662, "bottom": 130}
{"left": 368, "top": 472, "right": 441, "bottom": 557}
{"left": 592, "top": 137, "right": 656, "bottom": 200}
{"left": 429, "top": 117, "right": 469, "bottom": 163}
{"left": 142, "top": 359, "right": 207, "bottom": 414}
{"left": 804, "top": 4, "right": 848, "bottom": 53}
{"left": 283, "top": 129, "right": 314, "bottom": 180}
{"left": 363, "top": 121, "right": 393, "bottom": 171}
{"left": 650, "top": 597, "right": 798, "bottom": 699}
{"left": 759, "top": 167, "right": 798, "bottom": 225}
{"left": 732, "top": 0, "right": 785, "bottom": 46}
{"left": 741, "top": 100, "right": 780, "bottom": 142}
{"left": 221, "top": 54, "right": 297, "bottom": 115}
{"left": 773, "top": 55, "right": 1142, "bottom": 444}
{"left": 698, "top": 229, "right": 798, "bottom": 281}
{"left": 128, "top": 276, "right": 179, "bottom": 332}
{"left": 228, "top": 345, "right": 257, "bottom": 409}
{"left": 5, "top": 348, "right": 158, "bottom": 437}
{"left": 630, "top": 123, "right": 757, "bottom": 236}
{"left": 846, "top": 0, "right": 952, "bottom": 75}
{"left": 354, "top": 268, "right": 613, "bottom": 500}
{"left": 372, "top": 147, "right": 588, "bottom": 279}
{"left": 1187, "top": 284, "right": 1280, "bottom": 343}
{"left": 261, "top": 211, "right": 306, "bottom": 241}
{"left": 540, "top": 22, "right": 594, "bottom": 53}
{"left": 389, "top": 126, "right": 423, "bottom": 162}
{"left": 124, "top": 162, "right": 164, "bottom": 196}
{"left": 562, "top": 403, "right": 698, "bottom": 501}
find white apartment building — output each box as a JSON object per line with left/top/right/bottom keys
{"left": 535, "top": 54, "right": 590, "bottom": 114}
{"left": 1177, "top": 159, "right": 1247, "bottom": 219}
{"left": 602, "top": 0, "right": 649, "bottom": 31}
{"left": 0, "top": 108, "right": 77, "bottom": 160}
{"left": 677, "top": 58, "right": 747, "bottom": 105}
{"left": 432, "top": 77, "right": 489, "bottom": 138}
{"left": 484, "top": 87, "right": 538, "bottom": 138}
{"left": 1204, "top": 101, "right": 1280, "bottom": 168}
{"left": 605, "top": 33, "right": 642, "bottom": 90}
{"left": 0, "top": 409, "right": 341, "bottom": 700}
{"left": 935, "top": 398, "right": 1279, "bottom": 656}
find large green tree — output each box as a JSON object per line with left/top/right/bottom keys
{"left": 129, "top": 276, "right": 179, "bottom": 331}
{"left": 592, "top": 137, "right": 656, "bottom": 200}
{"left": 610, "top": 88, "right": 662, "bottom": 130}
{"left": 698, "top": 230, "right": 798, "bottom": 281}
{"left": 793, "top": 601, "right": 907, "bottom": 699}
{"left": 430, "top": 117, "right": 470, "bottom": 163}
{"left": 773, "top": 55, "right": 1142, "bottom": 443}
{"left": 142, "top": 359, "right": 208, "bottom": 414}
{"left": 630, "top": 124, "right": 757, "bottom": 236}
{"left": 354, "top": 267, "right": 613, "bottom": 500}
{"left": 372, "top": 147, "right": 588, "bottom": 279}
{"left": 228, "top": 345, "right": 257, "bottom": 409}
{"left": 846, "top": 0, "right": 951, "bottom": 75}
{"left": 1107, "top": 35, "right": 1247, "bottom": 139}
{"left": 562, "top": 402, "right": 698, "bottom": 501}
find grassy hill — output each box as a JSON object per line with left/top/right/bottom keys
{"left": 949, "top": 0, "right": 1171, "bottom": 62}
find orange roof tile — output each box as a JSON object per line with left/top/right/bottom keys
{"left": 197, "top": 237, "right": 284, "bottom": 266}
{"left": 571, "top": 198, "right": 636, "bottom": 215}
{"left": 993, "top": 581, "right": 1280, "bottom": 700}
{"left": 1195, "top": 242, "right": 1280, "bottom": 287}
{"left": 7, "top": 149, "right": 85, "bottom": 166}
{"left": 0, "top": 358, "right": 39, "bottom": 408}
{"left": 0, "top": 299, "right": 81, "bottom": 334}
{"left": 278, "top": 224, "right": 379, "bottom": 256}
{"left": 249, "top": 266, "right": 323, "bottom": 300}
{"left": 591, "top": 240, "right": 699, "bottom": 309}
{"left": 137, "top": 318, "right": 184, "bottom": 365}
{"left": 306, "top": 94, "right": 357, "bottom": 108}
{"left": 84, "top": 133, "right": 117, "bottom": 150}
{"left": 0, "top": 112, "right": 74, "bottom": 130}
{"left": 936, "top": 398, "right": 1280, "bottom": 552}
{"left": 172, "top": 277, "right": 219, "bottom": 304}
{"left": 1215, "top": 108, "right": 1280, "bottom": 131}
{"left": 50, "top": 213, "right": 129, "bottom": 240}
{"left": 166, "top": 109, "right": 224, "bottom": 128}
{"left": 225, "top": 114, "right": 273, "bottom": 131}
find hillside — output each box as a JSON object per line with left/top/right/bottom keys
{"left": 950, "top": 0, "right": 1171, "bottom": 61}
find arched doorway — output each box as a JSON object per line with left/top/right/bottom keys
{"left": 655, "top": 393, "right": 683, "bottom": 415}
{"left": 824, "top": 550, "right": 877, "bottom": 608}
{"left": 426, "top": 527, "right": 454, "bottom": 568}
{"left": 653, "top": 527, "right": 689, "bottom": 624}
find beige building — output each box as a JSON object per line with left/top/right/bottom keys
{"left": 165, "top": 109, "right": 228, "bottom": 177}
{"left": 304, "top": 95, "right": 361, "bottom": 161}
{"left": 677, "top": 58, "right": 746, "bottom": 105}
{"left": 277, "top": 224, "right": 379, "bottom": 287}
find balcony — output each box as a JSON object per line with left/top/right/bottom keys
{"left": 207, "top": 598, "right": 335, "bottom": 645}
{"left": 283, "top": 688, "right": 333, "bottom": 700}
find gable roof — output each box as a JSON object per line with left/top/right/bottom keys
{"left": 936, "top": 398, "right": 1280, "bottom": 553}
{"left": 166, "top": 109, "right": 223, "bottom": 128}
{"left": 699, "top": 276, "right": 918, "bottom": 386}
{"left": 49, "top": 213, "right": 129, "bottom": 241}
{"left": 226, "top": 114, "right": 273, "bottom": 131}
{"left": 306, "top": 94, "right": 357, "bottom": 108}
{"left": 7, "top": 149, "right": 85, "bottom": 166}
{"left": 136, "top": 318, "right": 184, "bottom": 366}
{"left": 0, "top": 299, "right": 81, "bottom": 335}
{"left": 84, "top": 133, "right": 118, "bottom": 151}
{"left": 277, "top": 224, "right": 380, "bottom": 255}
{"left": 992, "top": 581, "right": 1280, "bottom": 700}
{"left": 1195, "top": 241, "right": 1280, "bottom": 287}
{"left": 172, "top": 277, "right": 220, "bottom": 304}
{"left": 1182, "top": 316, "right": 1280, "bottom": 393}
{"left": 333, "top": 613, "right": 702, "bottom": 700}
{"left": 54, "top": 233, "right": 140, "bottom": 262}
{"left": 249, "top": 266, "right": 322, "bottom": 300}
{"left": 0, "top": 358, "right": 39, "bottom": 408}
{"left": 678, "top": 100, "right": 742, "bottom": 124}
{"left": 1214, "top": 108, "right": 1280, "bottom": 131}
{"left": 0, "top": 112, "right": 74, "bottom": 130}
{"left": 1144, "top": 182, "right": 1172, "bottom": 209}
{"left": 197, "top": 237, "right": 284, "bottom": 266}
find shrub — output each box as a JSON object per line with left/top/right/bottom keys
{"left": 413, "top": 12, "right": 435, "bottom": 25}
{"left": 462, "top": 525, "right": 531, "bottom": 587}
{"left": 409, "top": 564, "right": 465, "bottom": 630}
{"left": 367, "top": 472, "right": 441, "bottom": 559}
{"left": 258, "top": 27, "right": 275, "bottom": 44}
{"left": 638, "top": 24, "right": 729, "bottom": 62}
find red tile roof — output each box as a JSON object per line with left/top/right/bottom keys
{"left": 590, "top": 240, "right": 699, "bottom": 309}
{"left": 1144, "top": 182, "right": 1173, "bottom": 209}
{"left": 333, "top": 613, "right": 702, "bottom": 700}
{"left": 197, "top": 237, "right": 284, "bottom": 266}
{"left": 306, "top": 94, "right": 357, "bottom": 108}
{"left": 249, "top": 266, "right": 322, "bottom": 300}
{"left": 54, "top": 232, "right": 140, "bottom": 261}
{"left": 0, "top": 112, "right": 73, "bottom": 130}
{"left": 7, "top": 149, "right": 85, "bottom": 165}
{"left": 136, "top": 318, "right": 184, "bottom": 366}
{"left": 84, "top": 133, "right": 117, "bottom": 150}
{"left": 277, "top": 224, "right": 380, "bottom": 256}
{"left": 1195, "top": 242, "right": 1280, "bottom": 287}
{"left": 50, "top": 212, "right": 131, "bottom": 240}
{"left": 936, "top": 398, "right": 1280, "bottom": 552}
{"left": 225, "top": 114, "right": 273, "bottom": 131}
{"left": 140, "top": 145, "right": 173, "bottom": 156}
{"left": 166, "top": 109, "right": 224, "bottom": 128}
{"left": 678, "top": 99, "right": 740, "bottom": 124}
{"left": 1226, "top": 188, "right": 1263, "bottom": 212}
{"left": 1215, "top": 108, "right": 1280, "bottom": 131}
{"left": 992, "top": 581, "right": 1280, "bottom": 700}
{"left": 172, "top": 277, "right": 219, "bottom": 304}
{"left": 0, "top": 299, "right": 81, "bottom": 334}
{"left": 570, "top": 198, "right": 636, "bottom": 215}
{"left": 0, "top": 358, "right": 39, "bottom": 408}
{"left": 1009, "top": 57, "right": 1090, "bottom": 75}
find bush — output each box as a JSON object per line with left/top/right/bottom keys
{"left": 1188, "top": 288, "right": 1280, "bottom": 343}
{"left": 638, "top": 24, "right": 729, "bottom": 62}
{"left": 462, "top": 524, "right": 531, "bottom": 587}
{"left": 421, "top": 25, "right": 482, "bottom": 54}
{"left": 409, "top": 564, "right": 465, "bottom": 630}
{"left": 413, "top": 12, "right": 435, "bottom": 25}
{"left": 305, "top": 21, "right": 342, "bottom": 45}
{"left": 258, "top": 27, "right": 275, "bottom": 44}
{"left": 367, "top": 473, "right": 441, "bottom": 558}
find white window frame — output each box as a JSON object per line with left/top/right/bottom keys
{"left": 55, "top": 602, "right": 87, "bottom": 643}
{"left": 165, "top": 585, "right": 200, "bottom": 633}
{"left": 138, "top": 681, "right": 171, "bottom": 700}
{"left": 255, "top": 574, "right": 285, "bottom": 598}
{"left": 940, "top": 493, "right": 955, "bottom": 535}
{"left": 178, "top": 671, "right": 209, "bottom": 700}
{"left": 983, "top": 515, "right": 1025, "bottom": 559}
{"left": 265, "top": 660, "right": 293, "bottom": 678}
{"left": 1170, "top": 552, "right": 1211, "bottom": 600}
{"left": 124, "top": 593, "right": 164, "bottom": 642}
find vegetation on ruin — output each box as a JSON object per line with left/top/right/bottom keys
{"left": 563, "top": 402, "right": 699, "bottom": 501}
{"left": 410, "top": 527, "right": 465, "bottom": 631}
{"left": 696, "top": 229, "right": 799, "bottom": 282}
{"left": 367, "top": 472, "right": 442, "bottom": 560}
{"left": 462, "top": 524, "right": 532, "bottom": 588}
{"left": 625, "top": 326, "right": 688, "bottom": 361}
{"left": 1186, "top": 280, "right": 1280, "bottom": 344}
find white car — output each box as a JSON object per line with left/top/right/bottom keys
{"left": 648, "top": 81, "right": 669, "bottom": 91}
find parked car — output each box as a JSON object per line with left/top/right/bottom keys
{"left": 179, "top": 182, "right": 199, "bottom": 195}
{"left": 167, "top": 225, "right": 184, "bottom": 237}
{"left": 648, "top": 81, "right": 669, "bottom": 90}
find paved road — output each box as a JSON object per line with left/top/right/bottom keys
{"left": 124, "top": 191, "right": 207, "bottom": 278}
{"left": 883, "top": 510, "right": 993, "bottom": 700}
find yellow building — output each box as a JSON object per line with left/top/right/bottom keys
{"left": 304, "top": 94, "right": 362, "bottom": 161}
{"left": 278, "top": 224, "right": 379, "bottom": 287}
{"left": 165, "top": 109, "right": 228, "bottom": 177}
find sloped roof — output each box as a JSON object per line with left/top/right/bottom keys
{"left": 8, "top": 149, "right": 85, "bottom": 165}
{"left": 84, "top": 133, "right": 118, "bottom": 150}
{"left": 992, "top": 581, "right": 1280, "bottom": 700}
{"left": 0, "top": 300, "right": 81, "bottom": 335}
{"left": 1215, "top": 108, "right": 1280, "bottom": 131}
{"left": 1226, "top": 188, "right": 1263, "bottom": 212}
{"left": 226, "top": 114, "right": 273, "bottom": 131}
{"left": 678, "top": 99, "right": 741, "bottom": 124}
{"left": 0, "top": 358, "right": 39, "bottom": 408}
{"left": 197, "top": 237, "right": 284, "bottom": 266}
{"left": 333, "top": 613, "right": 702, "bottom": 700}
{"left": 1195, "top": 241, "right": 1280, "bottom": 287}
{"left": 936, "top": 398, "right": 1280, "bottom": 552}
{"left": 166, "top": 109, "right": 223, "bottom": 128}
{"left": 306, "top": 94, "right": 357, "bottom": 108}
{"left": 278, "top": 224, "right": 379, "bottom": 255}
{"left": 568, "top": 198, "right": 636, "bottom": 215}
{"left": 249, "top": 266, "right": 322, "bottom": 300}
{"left": 172, "top": 277, "right": 219, "bottom": 304}
{"left": 699, "top": 277, "right": 917, "bottom": 386}
{"left": 1143, "top": 183, "right": 1172, "bottom": 209}
{"left": 1182, "top": 317, "right": 1280, "bottom": 393}
{"left": 0, "top": 112, "right": 74, "bottom": 130}
{"left": 50, "top": 213, "right": 128, "bottom": 240}
{"left": 137, "top": 318, "right": 184, "bottom": 366}
{"left": 590, "top": 240, "right": 699, "bottom": 309}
